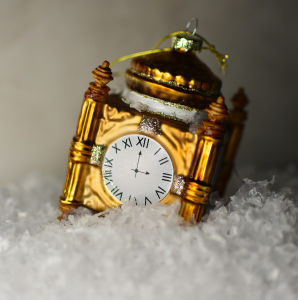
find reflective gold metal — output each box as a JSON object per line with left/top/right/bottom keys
{"left": 59, "top": 61, "right": 204, "bottom": 219}
{"left": 179, "top": 97, "right": 229, "bottom": 222}
{"left": 214, "top": 88, "right": 249, "bottom": 197}
{"left": 126, "top": 50, "right": 222, "bottom": 109}
{"left": 58, "top": 28, "right": 243, "bottom": 223}
{"left": 59, "top": 62, "right": 122, "bottom": 216}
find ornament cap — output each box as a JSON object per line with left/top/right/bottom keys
{"left": 171, "top": 35, "right": 203, "bottom": 52}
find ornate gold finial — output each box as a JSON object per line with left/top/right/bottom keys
{"left": 205, "top": 96, "right": 229, "bottom": 123}
{"left": 86, "top": 61, "right": 113, "bottom": 100}
{"left": 202, "top": 96, "right": 229, "bottom": 138}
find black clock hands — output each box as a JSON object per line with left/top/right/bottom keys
{"left": 136, "top": 170, "right": 150, "bottom": 175}
{"left": 131, "top": 151, "right": 150, "bottom": 177}
{"left": 136, "top": 151, "right": 141, "bottom": 169}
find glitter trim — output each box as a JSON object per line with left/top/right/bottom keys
{"left": 123, "top": 87, "right": 199, "bottom": 111}
{"left": 122, "top": 88, "right": 207, "bottom": 124}
{"left": 138, "top": 115, "right": 162, "bottom": 136}
{"left": 90, "top": 144, "right": 106, "bottom": 166}
{"left": 171, "top": 36, "right": 203, "bottom": 52}
{"left": 171, "top": 175, "right": 185, "bottom": 196}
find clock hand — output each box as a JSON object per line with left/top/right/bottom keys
{"left": 131, "top": 169, "right": 150, "bottom": 175}
{"left": 138, "top": 170, "right": 150, "bottom": 175}
{"left": 131, "top": 151, "right": 149, "bottom": 177}
{"left": 131, "top": 168, "right": 138, "bottom": 177}
{"left": 136, "top": 151, "right": 141, "bottom": 169}
{"left": 131, "top": 151, "right": 142, "bottom": 178}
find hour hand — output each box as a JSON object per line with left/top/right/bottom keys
{"left": 131, "top": 169, "right": 150, "bottom": 176}
{"left": 138, "top": 170, "right": 150, "bottom": 175}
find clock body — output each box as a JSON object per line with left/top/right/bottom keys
{"left": 60, "top": 94, "right": 200, "bottom": 211}
{"left": 59, "top": 32, "right": 233, "bottom": 222}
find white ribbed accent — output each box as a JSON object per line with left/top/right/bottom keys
{"left": 121, "top": 88, "right": 207, "bottom": 124}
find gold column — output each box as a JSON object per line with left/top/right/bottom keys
{"left": 58, "top": 61, "right": 113, "bottom": 219}
{"left": 214, "top": 88, "right": 249, "bottom": 197}
{"left": 179, "top": 96, "right": 229, "bottom": 222}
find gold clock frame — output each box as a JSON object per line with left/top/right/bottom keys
{"left": 60, "top": 92, "right": 199, "bottom": 206}
{"left": 59, "top": 61, "right": 231, "bottom": 222}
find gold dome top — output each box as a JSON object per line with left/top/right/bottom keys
{"left": 125, "top": 49, "right": 222, "bottom": 110}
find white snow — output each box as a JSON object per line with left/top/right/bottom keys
{"left": 0, "top": 168, "right": 297, "bottom": 300}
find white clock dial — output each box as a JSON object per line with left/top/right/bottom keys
{"left": 102, "top": 134, "right": 174, "bottom": 206}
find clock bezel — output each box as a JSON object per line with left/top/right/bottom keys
{"left": 102, "top": 133, "right": 175, "bottom": 206}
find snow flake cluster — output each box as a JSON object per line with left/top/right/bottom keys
{"left": 0, "top": 172, "right": 297, "bottom": 300}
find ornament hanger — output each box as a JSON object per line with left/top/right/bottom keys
{"left": 110, "top": 18, "right": 228, "bottom": 72}
{"left": 185, "top": 17, "right": 198, "bottom": 35}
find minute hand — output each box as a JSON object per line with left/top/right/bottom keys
{"left": 136, "top": 151, "right": 142, "bottom": 168}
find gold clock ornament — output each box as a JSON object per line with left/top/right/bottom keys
{"left": 58, "top": 19, "right": 248, "bottom": 222}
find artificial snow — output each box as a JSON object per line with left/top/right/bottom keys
{"left": 0, "top": 170, "right": 298, "bottom": 300}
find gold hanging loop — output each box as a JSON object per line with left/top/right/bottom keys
{"left": 110, "top": 20, "right": 228, "bottom": 72}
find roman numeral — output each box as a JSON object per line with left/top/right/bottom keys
{"left": 110, "top": 186, "right": 123, "bottom": 201}
{"left": 112, "top": 143, "right": 121, "bottom": 154}
{"left": 105, "top": 179, "right": 113, "bottom": 186}
{"left": 145, "top": 197, "right": 152, "bottom": 206}
{"left": 103, "top": 170, "right": 112, "bottom": 178}
{"left": 155, "top": 186, "right": 166, "bottom": 199}
{"left": 162, "top": 173, "right": 172, "bottom": 182}
{"left": 159, "top": 157, "right": 169, "bottom": 165}
{"left": 103, "top": 170, "right": 113, "bottom": 185}
{"left": 128, "top": 195, "right": 137, "bottom": 205}
{"left": 122, "top": 138, "right": 132, "bottom": 149}
{"left": 104, "top": 157, "right": 113, "bottom": 167}
{"left": 136, "top": 136, "right": 149, "bottom": 148}
{"left": 116, "top": 192, "right": 123, "bottom": 201}
{"left": 111, "top": 186, "right": 119, "bottom": 194}
{"left": 154, "top": 148, "right": 161, "bottom": 155}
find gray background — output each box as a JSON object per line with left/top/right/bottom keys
{"left": 1, "top": 0, "right": 297, "bottom": 185}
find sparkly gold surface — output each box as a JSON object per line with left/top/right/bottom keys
{"left": 171, "top": 35, "right": 203, "bottom": 52}
{"left": 90, "top": 144, "right": 106, "bottom": 166}
{"left": 171, "top": 175, "right": 185, "bottom": 196}
{"left": 138, "top": 115, "right": 161, "bottom": 136}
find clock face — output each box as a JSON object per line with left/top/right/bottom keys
{"left": 102, "top": 134, "right": 174, "bottom": 206}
